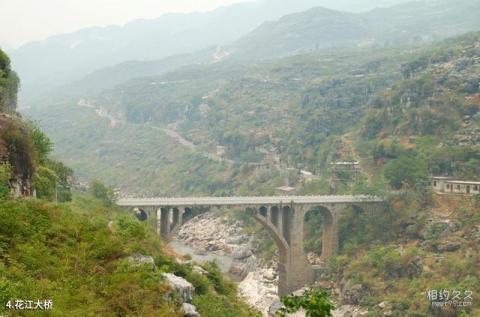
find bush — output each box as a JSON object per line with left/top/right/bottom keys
{"left": 0, "top": 163, "right": 11, "bottom": 199}
{"left": 203, "top": 261, "right": 236, "bottom": 296}
{"left": 33, "top": 166, "right": 57, "bottom": 200}
{"left": 384, "top": 155, "right": 428, "bottom": 189}
{"left": 363, "top": 246, "right": 402, "bottom": 277}
{"left": 90, "top": 179, "right": 115, "bottom": 205}
{"left": 277, "top": 289, "right": 334, "bottom": 317}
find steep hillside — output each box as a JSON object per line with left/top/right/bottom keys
{"left": 0, "top": 48, "right": 35, "bottom": 197}
{"left": 26, "top": 33, "right": 480, "bottom": 196}
{"left": 362, "top": 33, "right": 480, "bottom": 142}
{"left": 0, "top": 195, "right": 258, "bottom": 316}
{"left": 1, "top": 47, "right": 257, "bottom": 316}
{"left": 26, "top": 43, "right": 412, "bottom": 195}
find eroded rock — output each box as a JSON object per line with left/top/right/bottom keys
{"left": 163, "top": 273, "right": 194, "bottom": 303}
{"left": 126, "top": 253, "right": 156, "bottom": 270}
{"left": 182, "top": 303, "right": 200, "bottom": 317}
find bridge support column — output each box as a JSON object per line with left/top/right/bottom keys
{"left": 179, "top": 207, "right": 185, "bottom": 226}
{"left": 156, "top": 208, "right": 161, "bottom": 235}
{"left": 276, "top": 206, "right": 283, "bottom": 237}
{"left": 321, "top": 205, "right": 341, "bottom": 262}
{"left": 171, "top": 208, "right": 179, "bottom": 231}
{"left": 160, "top": 207, "right": 171, "bottom": 237}
{"left": 278, "top": 205, "right": 314, "bottom": 297}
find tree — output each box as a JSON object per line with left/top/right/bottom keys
{"left": 33, "top": 166, "right": 57, "bottom": 200}
{"left": 45, "top": 159, "right": 73, "bottom": 202}
{"left": 384, "top": 155, "right": 428, "bottom": 189}
{"left": 90, "top": 179, "right": 115, "bottom": 205}
{"left": 277, "top": 289, "right": 334, "bottom": 317}
{"left": 29, "top": 123, "right": 53, "bottom": 165}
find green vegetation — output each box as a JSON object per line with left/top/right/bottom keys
{"left": 0, "top": 48, "right": 19, "bottom": 113}
{"left": 383, "top": 154, "right": 428, "bottom": 189}
{"left": 0, "top": 194, "right": 259, "bottom": 316}
{"left": 0, "top": 163, "right": 11, "bottom": 199}
{"left": 20, "top": 24, "right": 480, "bottom": 317}
{"left": 90, "top": 179, "right": 115, "bottom": 206}
{"left": 277, "top": 289, "right": 334, "bottom": 317}
{"left": 0, "top": 47, "right": 257, "bottom": 316}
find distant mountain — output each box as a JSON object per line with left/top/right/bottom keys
{"left": 53, "top": 0, "right": 479, "bottom": 98}
{"left": 231, "top": 0, "right": 480, "bottom": 59}
{"left": 55, "top": 49, "right": 217, "bottom": 99}
{"left": 232, "top": 7, "right": 369, "bottom": 59}
{"left": 12, "top": 0, "right": 416, "bottom": 102}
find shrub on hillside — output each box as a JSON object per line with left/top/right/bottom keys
{"left": 90, "top": 179, "right": 115, "bottom": 205}
{"left": 0, "top": 163, "right": 11, "bottom": 199}
{"left": 384, "top": 155, "right": 428, "bottom": 189}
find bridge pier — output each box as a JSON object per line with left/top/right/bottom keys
{"left": 255, "top": 205, "right": 314, "bottom": 296}
{"left": 161, "top": 207, "right": 170, "bottom": 237}
{"left": 156, "top": 207, "right": 187, "bottom": 237}
{"left": 156, "top": 208, "right": 161, "bottom": 235}
{"left": 321, "top": 205, "right": 341, "bottom": 261}
{"left": 280, "top": 205, "right": 315, "bottom": 296}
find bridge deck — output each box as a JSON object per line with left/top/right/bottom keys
{"left": 117, "top": 195, "right": 383, "bottom": 207}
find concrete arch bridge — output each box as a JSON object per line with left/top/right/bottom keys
{"left": 117, "top": 195, "right": 385, "bottom": 296}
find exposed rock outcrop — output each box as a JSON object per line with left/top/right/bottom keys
{"left": 163, "top": 273, "right": 195, "bottom": 304}
{"left": 126, "top": 253, "right": 156, "bottom": 270}
{"left": 0, "top": 114, "right": 35, "bottom": 197}
{"left": 177, "top": 212, "right": 248, "bottom": 256}
{"left": 239, "top": 268, "right": 278, "bottom": 314}
{"left": 182, "top": 303, "right": 200, "bottom": 317}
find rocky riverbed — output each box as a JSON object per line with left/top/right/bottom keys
{"left": 171, "top": 211, "right": 371, "bottom": 317}
{"left": 172, "top": 212, "right": 279, "bottom": 315}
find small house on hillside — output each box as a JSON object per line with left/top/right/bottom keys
{"left": 431, "top": 176, "right": 455, "bottom": 192}
{"left": 431, "top": 176, "right": 480, "bottom": 195}
{"left": 276, "top": 186, "right": 296, "bottom": 196}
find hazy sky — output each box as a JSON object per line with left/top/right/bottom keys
{"left": 0, "top": 0, "right": 251, "bottom": 49}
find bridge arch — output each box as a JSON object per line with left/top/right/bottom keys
{"left": 303, "top": 206, "right": 333, "bottom": 265}
{"left": 171, "top": 208, "right": 180, "bottom": 231}
{"left": 160, "top": 207, "right": 170, "bottom": 237}
{"left": 259, "top": 206, "right": 268, "bottom": 218}
{"left": 134, "top": 208, "right": 148, "bottom": 221}
{"left": 270, "top": 206, "right": 280, "bottom": 228}
{"left": 183, "top": 207, "right": 193, "bottom": 222}
{"left": 252, "top": 209, "right": 288, "bottom": 260}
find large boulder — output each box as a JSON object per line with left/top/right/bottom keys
{"left": 233, "top": 245, "right": 253, "bottom": 260}
{"left": 182, "top": 303, "right": 200, "bottom": 317}
{"left": 229, "top": 255, "right": 258, "bottom": 279}
{"left": 163, "top": 273, "right": 194, "bottom": 303}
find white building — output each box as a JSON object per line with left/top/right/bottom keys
{"left": 431, "top": 176, "right": 455, "bottom": 192}
{"left": 431, "top": 177, "right": 480, "bottom": 195}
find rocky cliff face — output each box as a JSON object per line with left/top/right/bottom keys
{"left": 0, "top": 49, "right": 33, "bottom": 197}
{"left": 0, "top": 114, "right": 35, "bottom": 197}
